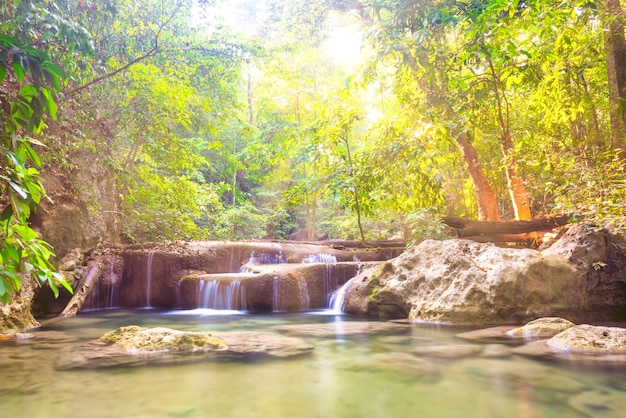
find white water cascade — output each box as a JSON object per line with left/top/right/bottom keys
{"left": 145, "top": 251, "right": 155, "bottom": 308}
{"left": 197, "top": 280, "right": 247, "bottom": 310}
{"left": 328, "top": 276, "right": 355, "bottom": 314}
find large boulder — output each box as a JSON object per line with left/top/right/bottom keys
{"left": 343, "top": 224, "right": 626, "bottom": 324}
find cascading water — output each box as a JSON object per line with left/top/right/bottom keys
{"left": 272, "top": 276, "right": 284, "bottom": 311}
{"left": 241, "top": 251, "right": 286, "bottom": 272}
{"left": 196, "top": 280, "right": 246, "bottom": 310}
{"left": 145, "top": 251, "right": 155, "bottom": 308}
{"left": 328, "top": 276, "right": 355, "bottom": 314}
{"left": 301, "top": 253, "right": 340, "bottom": 307}
{"left": 301, "top": 253, "right": 337, "bottom": 263}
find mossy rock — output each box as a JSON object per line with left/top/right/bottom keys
{"left": 98, "top": 326, "right": 227, "bottom": 352}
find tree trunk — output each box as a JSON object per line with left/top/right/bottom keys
{"left": 501, "top": 131, "right": 532, "bottom": 220}
{"left": 59, "top": 261, "right": 103, "bottom": 317}
{"left": 605, "top": 0, "right": 626, "bottom": 152}
{"left": 486, "top": 57, "right": 532, "bottom": 220}
{"left": 454, "top": 132, "right": 501, "bottom": 221}
{"left": 442, "top": 214, "right": 570, "bottom": 237}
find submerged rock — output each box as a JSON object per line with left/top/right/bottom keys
{"left": 273, "top": 321, "right": 409, "bottom": 338}
{"left": 338, "top": 352, "right": 440, "bottom": 381}
{"left": 410, "top": 344, "right": 483, "bottom": 359}
{"left": 343, "top": 225, "right": 626, "bottom": 324}
{"left": 506, "top": 317, "right": 576, "bottom": 338}
{"left": 56, "top": 326, "right": 313, "bottom": 369}
{"left": 568, "top": 389, "right": 626, "bottom": 417}
{"left": 216, "top": 331, "right": 314, "bottom": 358}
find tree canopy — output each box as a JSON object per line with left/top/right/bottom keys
{"left": 2, "top": 0, "right": 626, "bottom": 301}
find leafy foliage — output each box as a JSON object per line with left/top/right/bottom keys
{"left": 0, "top": 31, "right": 74, "bottom": 303}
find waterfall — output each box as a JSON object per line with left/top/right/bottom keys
{"left": 108, "top": 257, "right": 119, "bottom": 308}
{"left": 146, "top": 251, "right": 155, "bottom": 308}
{"left": 196, "top": 280, "right": 246, "bottom": 310}
{"left": 329, "top": 276, "right": 355, "bottom": 314}
{"left": 272, "top": 276, "right": 284, "bottom": 311}
{"left": 302, "top": 253, "right": 337, "bottom": 263}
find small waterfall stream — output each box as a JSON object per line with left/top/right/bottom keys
{"left": 197, "top": 280, "right": 247, "bottom": 310}
{"left": 145, "top": 251, "right": 155, "bottom": 308}
{"left": 328, "top": 277, "right": 355, "bottom": 314}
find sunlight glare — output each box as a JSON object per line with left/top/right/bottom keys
{"left": 323, "top": 25, "right": 364, "bottom": 68}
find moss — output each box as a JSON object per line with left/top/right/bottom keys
{"left": 98, "top": 325, "right": 145, "bottom": 344}
{"left": 98, "top": 326, "right": 227, "bottom": 352}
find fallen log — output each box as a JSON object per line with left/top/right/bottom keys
{"left": 59, "top": 260, "right": 102, "bottom": 317}
{"left": 461, "top": 232, "right": 547, "bottom": 247}
{"left": 442, "top": 215, "right": 570, "bottom": 238}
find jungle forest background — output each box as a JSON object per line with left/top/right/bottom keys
{"left": 2, "top": 0, "right": 626, "bottom": 297}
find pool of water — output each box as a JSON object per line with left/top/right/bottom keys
{"left": 1, "top": 309, "right": 625, "bottom": 418}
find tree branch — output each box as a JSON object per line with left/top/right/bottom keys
{"left": 64, "top": 46, "right": 158, "bottom": 99}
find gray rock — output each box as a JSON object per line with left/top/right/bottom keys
{"left": 57, "top": 248, "right": 84, "bottom": 272}
{"left": 216, "top": 331, "right": 314, "bottom": 358}
{"left": 507, "top": 317, "right": 576, "bottom": 338}
{"left": 343, "top": 225, "right": 626, "bottom": 324}
{"left": 513, "top": 338, "right": 626, "bottom": 371}
{"left": 548, "top": 324, "right": 626, "bottom": 353}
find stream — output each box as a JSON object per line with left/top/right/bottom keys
{"left": 1, "top": 308, "right": 625, "bottom": 418}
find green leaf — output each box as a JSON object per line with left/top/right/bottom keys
{"left": 1, "top": 269, "right": 21, "bottom": 291}
{"left": 46, "top": 274, "right": 59, "bottom": 297}
{"left": 12, "top": 60, "right": 25, "bottom": 83}
{"left": 2, "top": 244, "right": 20, "bottom": 264}
{"left": 9, "top": 181, "right": 29, "bottom": 200}
{"left": 24, "top": 143, "right": 42, "bottom": 167}
{"left": 0, "top": 205, "right": 13, "bottom": 221}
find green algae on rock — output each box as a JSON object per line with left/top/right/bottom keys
{"left": 98, "top": 326, "right": 227, "bottom": 352}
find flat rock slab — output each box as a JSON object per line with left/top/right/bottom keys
{"left": 214, "top": 331, "right": 314, "bottom": 358}
{"left": 456, "top": 326, "right": 524, "bottom": 344}
{"left": 56, "top": 327, "right": 313, "bottom": 370}
{"left": 273, "top": 321, "right": 409, "bottom": 338}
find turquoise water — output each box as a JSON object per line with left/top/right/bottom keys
{"left": 1, "top": 309, "right": 625, "bottom": 418}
